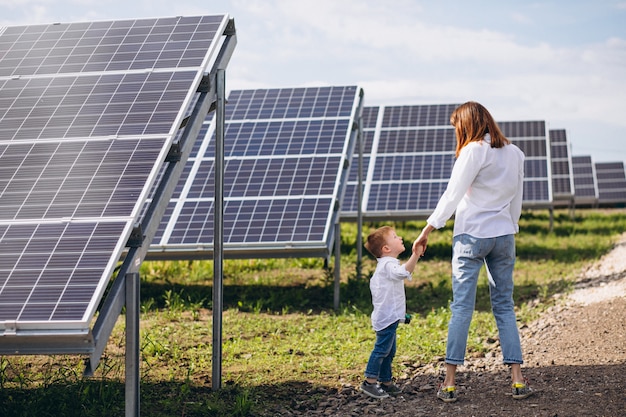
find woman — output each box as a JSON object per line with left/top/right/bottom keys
{"left": 413, "top": 101, "right": 533, "bottom": 402}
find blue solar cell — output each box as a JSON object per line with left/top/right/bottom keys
{"left": 0, "top": 16, "right": 226, "bottom": 76}
{"left": 595, "top": 161, "right": 626, "bottom": 205}
{"left": 342, "top": 108, "right": 552, "bottom": 220}
{"left": 150, "top": 86, "right": 362, "bottom": 258}
{"left": 0, "top": 220, "right": 127, "bottom": 322}
{"left": 0, "top": 15, "right": 232, "bottom": 333}
{"left": 572, "top": 155, "right": 598, "bottom": 203}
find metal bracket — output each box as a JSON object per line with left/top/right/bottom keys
{"left": 224, "top": 18, "right": 236, "bottom": 36}
{"left": 165, "top": 141, "right": 182, "bottom": 163}
{"left": 126, "top": 224, "right": 144, "bottom": 248}
{"left": 197, "top": 75, "right": 211, "bottom": 93}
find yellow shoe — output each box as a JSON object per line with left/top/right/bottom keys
{"left": 512, "top": 380, "right": 534, "bottom": 400}
{"left": 437, "top": 384, "right": 457, "bottom": 403}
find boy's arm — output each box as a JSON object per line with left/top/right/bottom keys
{"left": 403, "top": 243, "right": 424, "bottom": 274}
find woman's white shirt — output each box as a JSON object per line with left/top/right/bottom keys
{"left": 427, "top": 134, "right": 525, "bottom": 238}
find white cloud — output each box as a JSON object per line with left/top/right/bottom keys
{"left": 1, "top": 0, "right": 625, "bottom": 161}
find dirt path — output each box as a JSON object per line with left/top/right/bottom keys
{"left": 272, "top": 237, "right": 626, "bottom": 416}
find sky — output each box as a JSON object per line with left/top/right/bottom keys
{"left": 1, "top": 0, "right": 625, "bottom": 165}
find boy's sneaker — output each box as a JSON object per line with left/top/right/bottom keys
{"left": 512, "top": 380, "right": 534, "bottom": 400}
{"left": 437, "top": 384, "right": 458, "bottom": 403}
{"left": 360, "top": 381, "right": 389, "bottom": 399}
{"left": 380, "top": 382, "right": 402, "bottom": 395}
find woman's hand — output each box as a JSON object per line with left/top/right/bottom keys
{"left": 413, "top": 224, "right": 435, "bottom": 255}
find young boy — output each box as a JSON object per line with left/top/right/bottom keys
{"left": 360, "top": 226, "right": 424, "bottom": 399}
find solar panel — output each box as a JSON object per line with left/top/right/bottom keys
{"left": 341, "top": 104, "right": 458, "bottom": 220}
{"left": 594, "top": 161, "right": 626, "bottom": 206}
{"left": 549, "top": 129, "right": 575, "bottom": 205}
{"left": 571, "top": 155, "right": 599, "bottom": 206}
{"left": 341, "top": 104, "right": 553, "bottom": 221}
{"left": 499, "top": 120, "right": 552, "bottom": 208}
{"left": 0, "top": 15, "right": 233, "bottom": 340}
{"left": 148, "top": 86, "right": 363, "bottom": 259}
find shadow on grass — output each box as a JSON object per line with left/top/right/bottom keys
{"left": 0, "top": 379, "right": 259, "bottom": 417}
{"left": 138, "top": 275, "right": 571, "bottom": 317}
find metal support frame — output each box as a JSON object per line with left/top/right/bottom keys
{"left": 355, "top": 103, "right": 364, "bottom": 281}
{"left": 548, "top": 207, "right": 554, "bottom": 232}
{"left": 212, "top": 68, "right": 226, "bottom": 391}
{"left": 125, "top": 272, "right": 140, "bottom": 417}
{"left": 333, "top": 222, "right": 341, "bottom": 310}
{"left": 83, "top": 16, "right": 237, "bottom": 410}
{"left": 0, "top": 16, "right": 237, "bottom": 417}
{"left": 333, "top": 88, "right": 364, "bottom": 310}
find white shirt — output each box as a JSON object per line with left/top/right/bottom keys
{"left": 427, "top": 134, "right": 525, "bottom": 238}
{"left": 370, "top": 256, "right": 412, "bottom": 331}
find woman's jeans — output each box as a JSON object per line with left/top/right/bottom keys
{"left": 364, "top": 321, "right": 398, "bottom": 382}
{"left": 446, "top": 233, "right": 523, "bottom": 365}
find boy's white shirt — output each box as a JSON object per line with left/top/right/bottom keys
{"left": 370, "top": 256, "right": 412, "bottom": 331}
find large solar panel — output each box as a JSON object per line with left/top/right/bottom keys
{"left": 594, "top": 161, "right": 626, "bottom": 206}
{"left": 341, "top": 104, "right": 553, "bottom": 220}
{"left": 0, "top": 15, "right": 232, "bottom": 339}
{"left": 148, "top": 86, "right": 363, "bottom": 259}
{"left": 549, "top": 129, "right": 575, "bottom": 205}
{"left": 571, "top": 155, "right": 599, "bottom": 206}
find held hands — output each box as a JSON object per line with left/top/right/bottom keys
{"left": 413, "top": 226, "right": 432, "bottom": 257}
{"left": 412, "top": 240, "right": 425, "bottom": 258}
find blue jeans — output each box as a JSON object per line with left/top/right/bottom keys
{"left": 446, "top": 234, "right": 523, "bottom": 365}
{"left": 364, "top": 321, "right": 398, "bottom": 382}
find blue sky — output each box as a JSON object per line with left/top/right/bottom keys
{"left": 1, "top": 0, "right": 625, "bottom": 164}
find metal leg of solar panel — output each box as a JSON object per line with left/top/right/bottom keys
{"left": 549, "top": 207, "right": 554, "bottom": 232}
{"left": 334, "top": 222, "right": 341, "bottom": 310}
{"left": 212, "top": 68, "right": 226, "bottom": 392}
{"left": 356, "top": 107, "right": 364, "bottom": 281}
{"left": 126, "top": 272, "right": 140, "bottom": 417}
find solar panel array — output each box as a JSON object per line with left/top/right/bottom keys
{"left": 571, "top": 155, "right": 598, "bottom": 206}
{"left": 549, "top": 129, "right": 575, "bottom": 205}
{"left": 342, "top": 104, "right": 553, "bottom": 220}
{"left": 0, "top": 15, "right": 231, "bottom": 335}
{"left": 148, "top": 86, "right": 363, "bottom": 259}
{"left": 594, "top": 161, "right": 626, "bottom": 206}
{"left": 499, "top": 120, "right": 552, "bottom": 208}
{"left": 343, "top": 104, "right": 458, "bottom": 220}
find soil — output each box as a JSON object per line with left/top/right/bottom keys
{"left": 266, "top": 236, "right": 626, "bottom": 416}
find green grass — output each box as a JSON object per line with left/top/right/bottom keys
{"left": 1, "top": 209, "right": 625, "bottom": 416}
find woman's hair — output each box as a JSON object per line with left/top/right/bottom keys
{"left": 364, "top": 226, "right": 393, "bottom": 258}
{"left": 450, "top": 101, "right": 510, "bottom": 158}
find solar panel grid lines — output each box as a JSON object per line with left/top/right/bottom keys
{"left": 499, "top": 120, "right": 553, "bottom": 207}
{"left": 571, "top": 155, "right": 599, "bottom": 205}
{"left": 342, "top": 103, "right": 460, "bottom": 221}
{"left": 0, "top": 69, "right": 203, "bottom": 141}
{"left": 0, "top": 219, "right": 130, "bottom": 327}
{"left": 341, "top": 109, "right": 554, "bottom": 221}
{"left": 594, "top": 161, "right": 626, "bottom": 206}
{"left": 0, "top": 15, "right": 228, "bottom": 77}
{"left": 0, "top": 15, "right": 233, "bottom": 335}
{"left": 549, "top": 129, "right": 575, "bottom": 204}
{"left": 148, "top": 85, "right": 364, "bottom": 259}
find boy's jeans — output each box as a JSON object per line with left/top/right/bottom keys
{"left": 364, "top": 320, "right": 398, "bottom": 382}
{"left": 445, "top": 233, "right": 523, "bottom": 365}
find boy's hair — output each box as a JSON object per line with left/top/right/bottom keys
{"left": 364, "top": 226, "right": 393, "bottom": 258}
